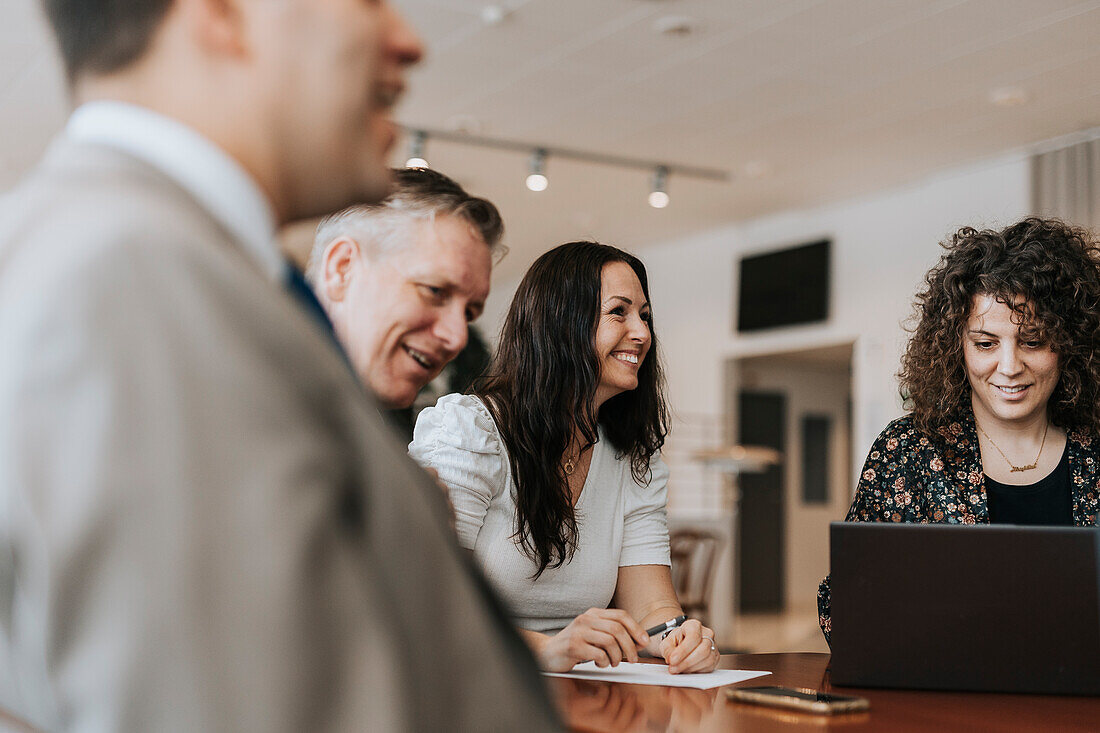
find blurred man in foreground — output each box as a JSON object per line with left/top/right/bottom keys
{"left": 0, "top": 1, "right": 557, "bottom": 730}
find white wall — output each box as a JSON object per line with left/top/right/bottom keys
{"left": 483, "top": 152, "right": 1032, "bottom": 494}
{"left": 478, "top": 151, "right": 1031, "bottom": 635}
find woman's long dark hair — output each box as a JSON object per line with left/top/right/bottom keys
{"left": 475, "top": 242, "right": 669, "bottom": 577}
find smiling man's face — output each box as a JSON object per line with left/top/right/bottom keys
{"left": 327, "top": 215, "right": 491, "bottom": 408}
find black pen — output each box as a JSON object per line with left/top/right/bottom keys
{"left": 645, "top": 614, "right": 686, "bottom": 639}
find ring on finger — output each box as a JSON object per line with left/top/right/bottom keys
{"left": 702, "top": 636, "right": 717, "bottom": 653}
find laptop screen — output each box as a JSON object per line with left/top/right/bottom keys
{"left": 829, "top": 522, "right": 1100, "bottom": 695}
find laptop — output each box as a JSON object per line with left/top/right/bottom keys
{"left": 828, "top": 522, "right": 1100, "bottom": 695}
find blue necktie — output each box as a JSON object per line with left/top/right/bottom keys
{"left": 283, "top": 264, "right": 346, "bottom": 357}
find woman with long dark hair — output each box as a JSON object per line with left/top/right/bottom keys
{"left": 410, "top": 241, "right": 720, "bottom": 674}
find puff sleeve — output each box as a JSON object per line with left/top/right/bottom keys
{"left": 619, "top": 453, "right": 671, "bottom": 567}
{"left": 409, "top": 394, "right": 508, "bottom": 550}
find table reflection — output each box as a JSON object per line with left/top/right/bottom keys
{"left": 553, "top": 678, "right": 720, "bottom": 732}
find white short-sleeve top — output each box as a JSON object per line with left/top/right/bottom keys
{"left": 409, "top": 393, "right": 671, "bottom": 634}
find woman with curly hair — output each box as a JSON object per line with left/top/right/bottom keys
{"left": 818, "top": 217, "right": 1100, "bottom": 641}
{"left": 410, "top": 241, "right": 720, "bottom": 674}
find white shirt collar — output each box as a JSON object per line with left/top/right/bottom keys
{"left": 65, "top": 101, "right": 283, "bottom": 282}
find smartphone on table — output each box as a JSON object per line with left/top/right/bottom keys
{"left": 726, "top": 686, "right": 869, "bottom": 715}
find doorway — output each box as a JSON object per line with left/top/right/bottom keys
{"left": 729, "top": 343, "right": 853, "bottom": 623}
{"left": 737, "top": 391, "right": 786, "bottom": 612}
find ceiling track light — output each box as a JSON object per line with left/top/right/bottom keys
{"left": 396, "top": 125, "right": 729, "bottom": 206}
{"left": 405, "top": 130, "right": 429, "bottom": 168}
{"left": 649, "top": 165, "right": 669, "bottom": 209}
{"left": 526, "top": 148, "right": 549, "bottom": 192}
{"left": 397, "top": 126, "right": 728, "bottom": 181}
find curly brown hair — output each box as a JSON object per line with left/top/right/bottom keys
{"left": 900, "top": 217, "right": 1100, "bottom": 436}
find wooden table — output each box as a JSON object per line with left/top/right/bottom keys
{"left": 548, "top": 653, "right": 1100, "bottom": 732}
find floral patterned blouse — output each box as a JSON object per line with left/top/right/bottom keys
{"left": 817, "top": 407, "right": 1100, "bottom": 643}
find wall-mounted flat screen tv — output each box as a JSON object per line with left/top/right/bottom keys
{"left": 737, "top": 239, "right": 830, "bottom": 332}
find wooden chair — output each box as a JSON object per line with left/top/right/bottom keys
{"left": 668, "top": 528, "right": 723, "bottom": 627}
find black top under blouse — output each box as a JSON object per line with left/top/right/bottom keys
{"left": 984, "top": 444, "right": 1073, "bottom": 525}
{"left": 818, "top": 410, "right": 1100, "bottom": 644}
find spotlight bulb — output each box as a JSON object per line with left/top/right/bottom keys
{"left": 405, "top": 130, "right": 428, "bottom": 169}
{"left": 526, "top": 173, "right": 548, "bottom": 192}
{"left": 649, "top": 165, "right": 670, "bottom": 208}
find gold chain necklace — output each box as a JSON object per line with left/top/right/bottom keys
{"left": 976, "top": 420, "right": 1049, "bottom": 473}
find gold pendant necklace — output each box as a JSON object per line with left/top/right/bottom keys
{"left": 563, "top": 455, "right": 577, "bottom": 475}
{"left": 976, "top": 420, "right": 1049, "bottom": 473}
{"left": 563, "top": 443, "right": 592, "bottom": 476}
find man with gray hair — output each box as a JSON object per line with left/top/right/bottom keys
{"left": 308, "top": 167, "right": 504, "bottom": 408}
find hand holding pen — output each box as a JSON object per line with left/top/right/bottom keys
{"left": 657, "top": 617, "right": 721, "bottom": 674}
{"left": 537, "top": 608, "right": 652, "bottom": 672}
{"left": 536, "top": 612, "right": 704, "bottom": 674}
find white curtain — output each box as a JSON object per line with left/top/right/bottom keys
{"left": 1031, "top": 137, "right": 1100, "bottom": 232}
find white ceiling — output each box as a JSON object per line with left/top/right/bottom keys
{"left": 3, "top": 0, "right": 1099, "bottom": 281}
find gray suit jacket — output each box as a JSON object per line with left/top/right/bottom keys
{"left": 0, "top": 141, "right": 559, "bottom": 732}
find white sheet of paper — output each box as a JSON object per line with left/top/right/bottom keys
{"left": 543, "top": 661, "right": 771, "bottom": 690}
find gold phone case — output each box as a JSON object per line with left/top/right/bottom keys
{"left": 726, "top": 687, "right": 870, "bottom": 715}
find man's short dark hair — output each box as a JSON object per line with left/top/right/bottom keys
{"left": 44, "top": 0, "right": 174, "bottom": 82}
